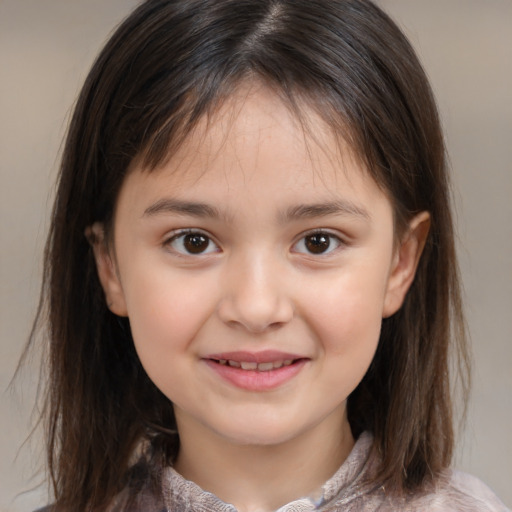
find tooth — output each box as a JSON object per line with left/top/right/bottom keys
{"left": 273, "top": 361, "right": 284, "bottom": 369}
{"left": 240, "top": 361, "right": 258, "bottom": 370}
{"left": 257, "top": 362, "right": 274, "bottom": 371}
{"left": 283, "top": 359, "right": 293, "bottom": 366}
{"left": 228, "top": 360, "right": 241, "bottom": 368}
{"left": 218, "top": 359, "right": 227, "bottom": 365}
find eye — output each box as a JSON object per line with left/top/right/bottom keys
{"left": 292, "top": 231, "right": 343, "bottom": 255}
{"left": 165, "top": 230, "right": 219, "bottom": 255}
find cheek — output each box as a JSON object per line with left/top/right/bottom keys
{"left": 305, "top": 266, "right": 387, "bottom": 343}
{"left": 122, "top": 271, "right": 217, "bottom": 377}
{"left": 300, "top": 264, "right": 388, "bottom": 391}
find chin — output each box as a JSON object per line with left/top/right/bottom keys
{"left": 222, "top": 431, "right": 295, "bottom": 448}
{"left": 213, "top": 417, "right": 306, "bottom": 447}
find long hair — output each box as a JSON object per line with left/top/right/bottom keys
{"left": 27, "top": 0, "right": 469, "bottom": 509}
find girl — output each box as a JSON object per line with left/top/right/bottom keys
{"left": 28, "top": 0, "right": 509, "bottom": 511}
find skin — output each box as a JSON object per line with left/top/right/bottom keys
{"left": 91, "top": 84, "right": 429, "bottom": 512}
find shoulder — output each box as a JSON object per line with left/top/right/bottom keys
{"left": 406, "top": 470, "right": 510, "bottom": 512}
{"left": 32, "top": 489, "right": 166, "bottom": 512}
{"left": 341, "top": 469, "right": 510, "bottom": 512}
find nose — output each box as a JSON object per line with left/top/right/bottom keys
{"left": 217, "top": 252, "right": 294, "bottom": 333}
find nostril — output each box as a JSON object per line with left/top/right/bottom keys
{"left": 216, "top": 272, "right": 295, "bottom": 333}
{"left": 217, "top": 300, "right": 294, "bottom": 333}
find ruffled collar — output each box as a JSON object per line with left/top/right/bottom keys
{"left": 161, "top": 432, "right": 375, "bottom": 512}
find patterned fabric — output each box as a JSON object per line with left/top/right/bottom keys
{"left": 160, "top": 433, "right": 509, "bottom": 512}
{"left": 36, "top": 432, "right": 510, "bottom": 511}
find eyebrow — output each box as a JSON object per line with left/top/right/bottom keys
{"left": 143, "top": 199, "right": 223, "bottom": 219}
{"left": 143, "top": 198, "right": 370, "bottom": 222}
{"left": 283, "top": 200, "right": 370, "bottom": 222}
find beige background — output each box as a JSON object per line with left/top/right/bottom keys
{"left": 1, "top": 1, "right": 511, "bottom": 510}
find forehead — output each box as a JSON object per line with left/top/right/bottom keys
{"left": 120, "top": 84, "right": 389, "bottom": 216}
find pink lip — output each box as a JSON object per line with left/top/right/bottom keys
{"left": 206, "top": 350, "right": 303, "bottom": 363}
{"left": 203, "top": 351, "right": 308, "bottom": 391}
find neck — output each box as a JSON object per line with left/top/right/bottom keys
{"left": 173, "top": 410, "right": 354, "bottom": 512}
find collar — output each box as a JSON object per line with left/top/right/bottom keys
{"left": 161, "top": 432, "right": 375, "bottom": 512}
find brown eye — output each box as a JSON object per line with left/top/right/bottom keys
{"left": 167, "top": 231, "right": 218, "bottom": 255}
{"left": 292, "top": 231, "right": 342, "bottom": 256}
{"left": 183, "top": 233, "right": 209, "bottom": 253}
{"left": 304, "top": 234, "right": 331, "bottom": 254}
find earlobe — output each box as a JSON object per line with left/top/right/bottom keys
{"left": 86, "top": 223, "right": 128, "bottom": 317}
{"left": 383, "top": 211, "right": 430, "bottom": 318}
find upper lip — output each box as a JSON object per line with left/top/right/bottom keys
{"left": 204, "top": 350, "right": 306, "bottom": 364}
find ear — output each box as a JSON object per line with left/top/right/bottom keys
{"left": 383, "top": 211, "right": 430, "bottom": 318}
{"left": 86, "top": 222, "right": 128, "bottom": 317}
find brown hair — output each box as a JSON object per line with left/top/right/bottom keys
{"left": 27, "top": 0, "right": 469, "bottom": 509}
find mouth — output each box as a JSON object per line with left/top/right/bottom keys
{"left": 210, "top": 358, "right": 301, "bottom": 372}
{"left": 203, "top": 351, "right": 308, "bottom": 391}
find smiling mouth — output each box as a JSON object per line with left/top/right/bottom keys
{"left": 204, "top": 353, "right": 307, "bottom": 390}
{"left": 210, "top": 358, "right": 300, "bottom": 371}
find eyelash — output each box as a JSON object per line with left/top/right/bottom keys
{"left": 291, "top": 230, "right": 345, "bottom": 256}
{"left": 164, "top": 229, "right": 220, "bottom": 256}
{"left": 163, "top": 229, "right": 345, "bottom": 257}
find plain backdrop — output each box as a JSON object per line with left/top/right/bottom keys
{"left": 1, "top": 1, "right": 511, "bottom": 511}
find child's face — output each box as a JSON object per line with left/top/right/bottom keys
{"left": 94, "top": 85, "right": 427, "bottom": 449}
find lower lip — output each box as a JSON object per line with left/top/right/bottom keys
{"left": 204, "top": 359, "right": 307, "bottom": 391}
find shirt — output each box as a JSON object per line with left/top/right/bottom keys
{"left": 38, "top": 432, "right": 511, "bottom": 511}
{"left": 159, "top": 432, "right": 509, "bottom": 512}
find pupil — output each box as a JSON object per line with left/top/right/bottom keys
{"left": 305, "top": 234, "right": 330, "bottom": 254}
{"left": 184, "top": 234, "right": 209, "bottom": 254}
